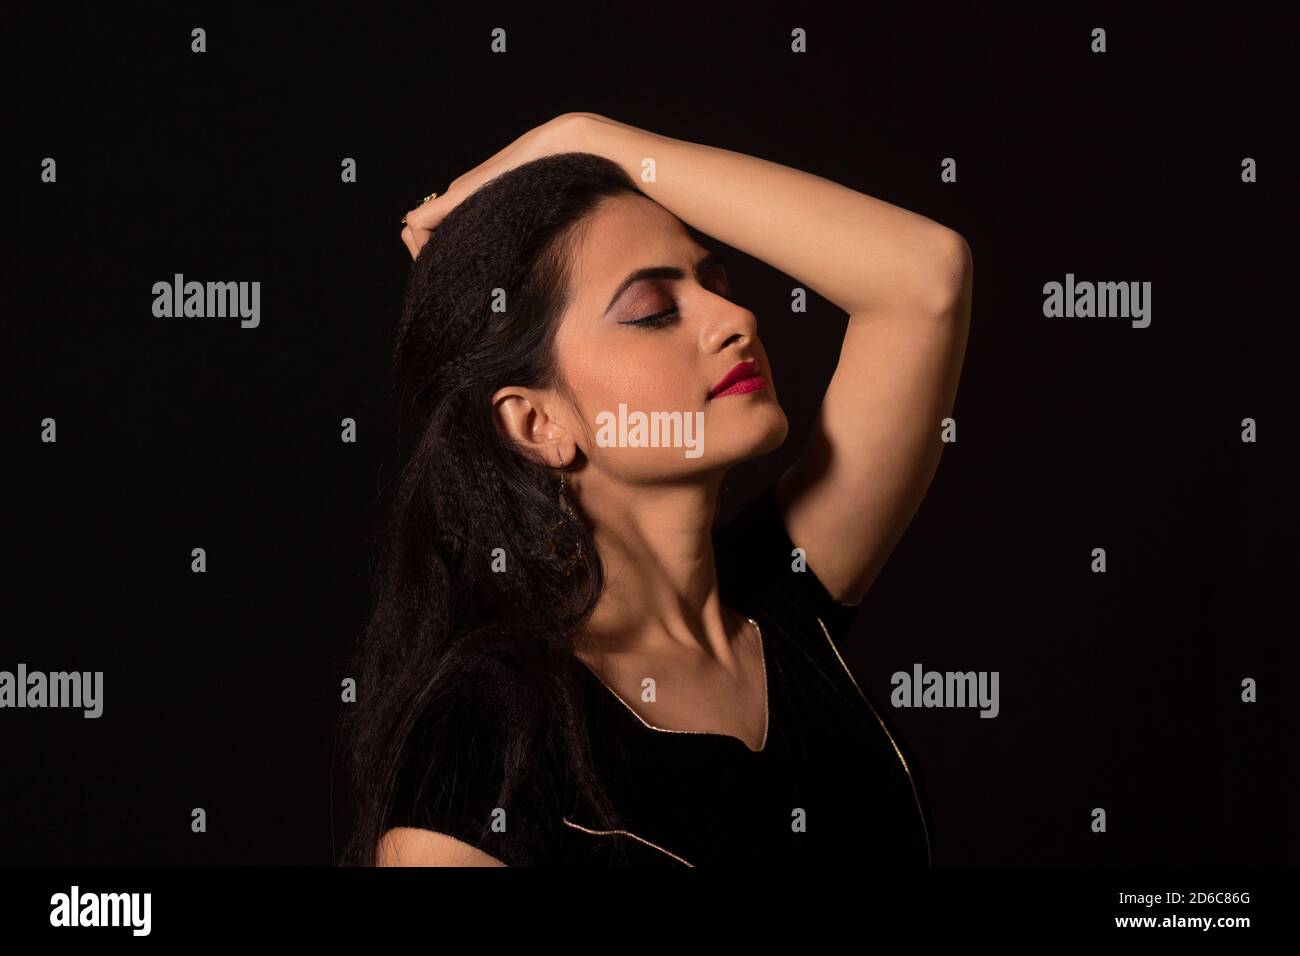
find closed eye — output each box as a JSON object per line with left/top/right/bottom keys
{"left": 620, "top": 278, "right": 735, "bottom": 329}
{"left": 621, "top": 308, "right": 679, "bottom": 329}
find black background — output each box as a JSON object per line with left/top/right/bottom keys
{"left": 7, "top": 3, "right": 1297, "bottom": 866}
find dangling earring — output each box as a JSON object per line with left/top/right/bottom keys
{"left": 558, "top": 471, "right": 580, "bottom": 522}
{"left": 548, "top": 459, "right": 585, "bottom": 575}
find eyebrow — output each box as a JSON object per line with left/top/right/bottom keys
{"left": 602, "top": 249, "right": 728, "bottom": 316}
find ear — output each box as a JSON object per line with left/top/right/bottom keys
{"left": 491, "top": 385, "right": 580, "bottom": 469}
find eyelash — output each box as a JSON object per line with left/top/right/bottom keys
{"left": 625, "top": 308, "right": 678, "bottom": 329}
{"left": 624, "top": 283, "right": 735, "bottom": 329}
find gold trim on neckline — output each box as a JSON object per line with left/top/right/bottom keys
{"left": 814, "top": 615, "right": 934, "bottom": 866}
{"left": 578, "top": 615, "right": 770, "bottom": 753}
{"left": 561, "top": 816, "right": 695, "bottom": 866}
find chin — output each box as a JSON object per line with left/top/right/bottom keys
{"left": 716, "top": 406, "right": 789, "bottom": 464}
{"left": 757, "top": 409, "right": 790, "bottom": 453}
{"left": 750, "top": 398, "right": 789, "bottom": 441}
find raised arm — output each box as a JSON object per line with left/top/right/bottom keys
{"left": 570, "top": 112, "right": 972, "bottom": 604}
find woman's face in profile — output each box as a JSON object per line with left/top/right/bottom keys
{"left": 551, "top": 194, "right": 788, "bottom": 484}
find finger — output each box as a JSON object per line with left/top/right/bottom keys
{"left": 403, "top": 191, "right": 446, "bottom": 231}
{"left": 402, "top": 224, "right": 435, "bottom": 261}
{"left": 410, "top": 228, "right": 432, "bottom": 258}
{"left": 403, "top": 207, "right": 439, "bottom": 235}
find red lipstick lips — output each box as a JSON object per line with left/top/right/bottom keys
{"left": 709, "top": 359, "right": 766, "bottom": 400}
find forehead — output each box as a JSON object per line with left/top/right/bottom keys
{"left": 567, "top": 195, "right": 704, "bottom": 301}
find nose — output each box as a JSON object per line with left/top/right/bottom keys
{"left": 700, "top": 297, "right": 758, "bottom": 356}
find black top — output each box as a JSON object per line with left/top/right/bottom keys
{"left": 385, "top": 484, "right": 933, "bottom": 866}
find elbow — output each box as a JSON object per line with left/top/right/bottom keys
{"left": 919, "top": 229, "right": 972, "bottom": 320}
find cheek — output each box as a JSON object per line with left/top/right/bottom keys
{"left": 569, "top": 341, "right": 698, "bottom": 414}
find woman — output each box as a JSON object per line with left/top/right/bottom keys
{"left": 338, "top": 112, "right": 972, "bottom": 867}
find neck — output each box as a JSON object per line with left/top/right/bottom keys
{"left": 571, "top": 471, "right": 741, "bottom": 664}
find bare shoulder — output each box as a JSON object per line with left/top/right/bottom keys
{"left": 376, "top": 826, "right": 508, "bottom": 867}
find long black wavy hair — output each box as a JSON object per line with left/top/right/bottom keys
{"left": 336, "top": 152, "right": 648, "bottom": 866}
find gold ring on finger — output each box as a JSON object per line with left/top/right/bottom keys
{"left": 400, "top": 192, "right": 439, "bottom": 225}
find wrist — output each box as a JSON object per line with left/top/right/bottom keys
{"left": 551, "top": 112, "right": 604, "bottom": 152}
{"left": 557, "top": 113, "right": 644, "bottom": 182}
